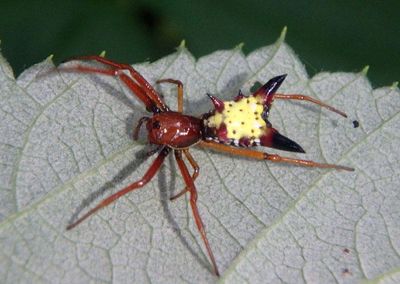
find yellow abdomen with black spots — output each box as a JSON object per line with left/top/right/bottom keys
{"left": 204, "top": 96, "right": 267, "bottom": 146}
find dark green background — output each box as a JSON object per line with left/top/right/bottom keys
{"left": 0, "top": 0, "right": 399, "bottom": 87}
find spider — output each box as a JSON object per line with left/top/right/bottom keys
{"left": 62, "top": 56, "right": 354, "bottom": 276}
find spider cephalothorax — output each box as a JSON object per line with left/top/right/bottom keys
{"left": 203, "top": 75, "right": 305, "bottom": 152}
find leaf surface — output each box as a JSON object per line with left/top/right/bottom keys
{"left": 1, "top": 30, "right": 399, "bottom": 283}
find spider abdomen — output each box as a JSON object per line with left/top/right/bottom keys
{"left": 203, "top": 96, "right": 270, "bottom": 147}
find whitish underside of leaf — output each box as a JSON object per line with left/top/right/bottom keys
{"left": 0, "top": 29, "right": 399, "bottom": 283}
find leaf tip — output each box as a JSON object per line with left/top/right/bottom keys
{"left": 279, "top": 26, "right": 288, "bottom": 42}
{"left": 235, "top": 42, "right": 245, "bottom": 51}
{"left": 178, "top": 40, "right": 187, "bottom": 50}
{"left": 361, "top": 65, "right": 369, "bottom": 75}
{"left": 99, "top": 50, "right": 106, "bottom": 57}
{"left": 46, "top": 54, "right": 54, "bottom": 62}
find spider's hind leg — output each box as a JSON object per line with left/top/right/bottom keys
{"left": 199, "top": 140, "right": 354, "bottom": 171}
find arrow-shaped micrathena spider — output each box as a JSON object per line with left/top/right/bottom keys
{"left": 62, "top": 56, "right": 353, "bottom": 276}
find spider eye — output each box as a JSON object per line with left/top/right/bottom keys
{"left": 152, "top": 120, "right": 161, "bottom": 129}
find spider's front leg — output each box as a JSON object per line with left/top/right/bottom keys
{"left": 59, "top": 55, "right": 168, "bottom": 112}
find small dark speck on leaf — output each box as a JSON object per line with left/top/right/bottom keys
{"left": 353, "top": 120, "right": 359, "bottom": 128}
{"left": 343, "top": 248, "right": 350, "bottom": 254}
{"left": 342, "top": 268, "right": 352, "bottom": 276}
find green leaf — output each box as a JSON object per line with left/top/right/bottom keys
{"left": 1, "top": 29, "right": 399, "bottom": 283}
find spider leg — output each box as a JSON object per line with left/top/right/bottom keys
{"left": 170, "top": 149, "right": 199, "bottom": 201}
{"left": 133, "top": 117, "right": 150, "bottom": 140}
{"left": 174, "top": 150, "right": 220, "bottom": 276}
{"left": 66, "top": 147, "right": 170, "bottom": 230}
{"left": 199, "top": 140, "right": 354, "bottom": 171}
{"left": 72, "top": 56, "right": 168, "bottom": 111}
{"left": 252, "top": 75, "right": 347, "bottom": 117}
{"left": 59, "top": 64, "right": 157, "bottom": 112}
{"left": 273, "top": 93, "right": 347, "bottom": 117}
{"left": 63, "top": 55, "right": 168, "bottom": 112}
{"left": 169, "top": 187, "right": 188, "bottom": 201}
{"left": 156, "top": 79, "right": 184, "bottom": 113}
